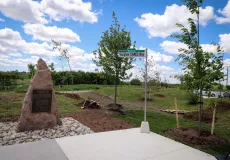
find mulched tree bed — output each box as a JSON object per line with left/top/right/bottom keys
{"left": 183, "top": 101, "right": 230, "bottom": 123}
{"left": 63, "top": 110, "right": 134, "bottom": 132}
{"left": 154, "top": 94, "right": 166, "bottom": 98}
{"left": 106, "top": 103, "right": 126, "bottom": 115}
{"left": 138, "top": 98, "right": 153, "bottom": 101}
{"left": 183, "top": 108, "right": 214, "bottom": 123}
{"left": 167, "top": 127, "right": 228, "bottom": 146}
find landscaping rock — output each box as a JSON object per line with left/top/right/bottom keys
{"left": 17, "top": 58, "right": 62, "bottom": 132}
{"left": 0, "top": 117, "right": 94, "bottom": 147}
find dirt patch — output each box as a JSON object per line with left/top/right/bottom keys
{"left": 183, "top": 108, "right": 215, "bottom": 123}
{"left": 167, "top": 127, "right": 228, "bottom": 146}
{"left": 63, "top": 110, "right": 134, "bottom": 132}
{"left": 106, "top": 103, "right": 126, "bottom": 115}
{"left": 138, "top": 98, "right": 153, "bottom": 101}
{"left": 216, "top": 102, "right": 230, "bottom": 112}
{"left": 87, "top": 92, "right": 113, "bottom": 107}
{"left": 154, "top": 94, "right": 166, "bottom": 98}
{"left": 81, "top": 100, "right": 100, "bottom": 109}
{"left": 0, "top": 116, "right": 20, "bottom": 122}
{"left": 183, "top": 101, "right": 230, "bottom": 123}
{"left": 56, "top": 92, "right": 81, "bottom": 100}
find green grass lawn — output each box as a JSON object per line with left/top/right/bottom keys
{"left": 0, "top": 84, "right": 229, "bottom": 156}
{"left": 0, "top": 92, "right": 82, "bottom": 119}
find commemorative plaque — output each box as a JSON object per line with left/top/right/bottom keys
{"left": 32, "top": 89, "right": 52, "bottom": 113}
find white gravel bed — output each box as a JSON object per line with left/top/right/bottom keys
{"left": 0, "top": 117, "right": 94, "bottom": 146}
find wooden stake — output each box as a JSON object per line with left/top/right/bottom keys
{"left": 174, "top": 97, "right": 180, "bottom": 128}
{"left": 211, "top": 102, "right": 217, "bottom": 135}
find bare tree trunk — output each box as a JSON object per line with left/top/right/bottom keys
{"left": 114, "top": 74, "right": 118, "bottom": 105}
{"left": 199, "top": 88, "right": 202, "bottom": 135}
{"left": 66, "top": 60, "right": 73, "bottom": 85}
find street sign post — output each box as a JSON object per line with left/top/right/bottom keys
{"left": 118, "top": 48, "right": 150, "bottom": 133}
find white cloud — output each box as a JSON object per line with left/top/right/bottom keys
{"left": 161, "top": 40, "right": 219, "bottom": 54}
{"left": 0, "top": 56, "right": 40, "bottom": 67}
{"left": 216, "top": 0, "right": 230, "bottom": 24}
{"left": 41, "top": 0, "right": 99, "bottom": 23}
{"left": 8, "top": 52, "right": 22, "bottom": 57}
{"left": 219, "top": 33, "right": 230, "bottom": 53}
{"left": 0, "top": 0, "right": 99, "bottom": 24}
{"left": 129, "top": 62, "right": 177, "bottom": 83}
{"left": 0, "top": 28, "right": 59, "bottom": 57}
{"left": 160, "top": 41, "right": 187, "bottom": 54}
{"left": 0, "top": 18, "right": 4, "bottom": 22}
{"left": 0, "top": 0, "right": 47, "bottom": 24}
{"left": 23, "top": 23, "right": 80, "bottom": 43}
{"left": 134, "top": 4, "right": 215, "bottom": 38}
{"left": 139, "top": 47, "right": 173, "bottom": 63}
{"left": 0, "top": 28, "right": 94, "bottom": 71}
{"left": 200, "top": 44, "right": 218, "bottom": 53}
{"left": 224, "top": 59, "right": 230, "bottom": 67}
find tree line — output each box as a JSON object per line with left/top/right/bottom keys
{"left": 0, "top": 71, "right": 25, "bottom": 90}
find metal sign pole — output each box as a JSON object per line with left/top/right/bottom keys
{"left": 144, "top": 48, "right": 147, "bottom": 122}
{"left": 118, "top": 48, "right": 150, "bottom": 133}
{"left": 140, "top": 48, "right": 150, "bottom": 133}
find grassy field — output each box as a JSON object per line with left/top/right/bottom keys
{"left": 0, "top": 92, "right": 81, "bottom": 119}
{"left": 0, "top": 84, "right": 229, "bottom": 156}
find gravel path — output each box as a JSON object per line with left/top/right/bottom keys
{"left": 0, "top": 117, "right": 94, "bottom": 147}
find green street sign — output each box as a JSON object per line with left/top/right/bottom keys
{"left": 118, "top": 48, "right": 145, "bottom": 57}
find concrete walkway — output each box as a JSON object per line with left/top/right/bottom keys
{"left": 0, "top": 128, "right": 216, "bottom": 160}
{"left": 56, "top": 90, "right": 92, "bottom": 94}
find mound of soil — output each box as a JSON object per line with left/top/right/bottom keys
{"left": 55, "top": 92, "right": 81, "bottom": 99}
{"left": 106, "top": 103, "right": 126, "bottom": 115}
{"left": 63, "top": 110, "right": 134, "bottom": 132}
{"left": 82, "top": 100, "right": 100, "bottom": 109}
{"left": 183, "top": 108, "right": 215, "bottom": 123}
{"left": 154, "top": 94, "right": 166, "bottom": 98}
{"left": 138, "top": 98, "right": 153, "bottom": 101}
{"left": 183, "top": 101, "right": 230, "bottom": 123}
{"left": 216, "top": 102, "right": 230, "bottom": 111}
{"left": 167, "top": 127, "right": 228, "bottom": 146}
{"left": 88, "top": 92, "right": 113, "bottom": 107}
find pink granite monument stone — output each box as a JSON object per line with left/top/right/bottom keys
{"left": 17, "top": 58, "right": 62, "bottom": 132}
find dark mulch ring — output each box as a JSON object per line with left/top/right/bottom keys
{"left": 183, "top": 108, "right": 215, "bottom": 123}
{"left": 63, "top": 110, "right": 134, "bottom": 132}
{"left": 216, "top": 101, "right": 230, "bottom": 112}
{"left": 138, "top": 98, "right": 153, "bottom": 101}
{"left": 183, "top": 101, "right": 230, "bottom": 123}
{"left": 154, "top": 94, "right": 166, "bottom": 98}
{"left": 167, "top": 127, "right": 228, "bottom": 146}
{"left": 106, "top": 103, "right": 126, "bottom": 115}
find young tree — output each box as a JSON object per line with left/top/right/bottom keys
{"left": 48, "top": 62, "right": 56, "bottom": 84}
{"left": 172, "top": 0, "right": 224, "bottom": 135}
{"left": 93, "top": 12, "right": 135, "bottom": 105}
{"left": 48, "top": 63, "right": 55, "bottom": 72}
{"left": 52, "top": 39, "right": 73, "bottom": 85}
{"left": 27, "top": 64, "right": 36, "bottom": 79}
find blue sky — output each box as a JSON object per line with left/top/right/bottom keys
{"left": 0, "top": 0, "right": 230, "bottom": 83}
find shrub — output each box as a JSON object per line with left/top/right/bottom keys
{"left": 226, "top": 85, "right": 230, "bottom": 90}
{"left": 130, "top": 79, "right": 141, "bottom": 85}
{"left": 187, "top": 91, "right": 199, "bottom": 105}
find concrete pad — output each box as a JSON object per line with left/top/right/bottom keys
{"left": 147, "top": 147, "right": 215, "bottom": 160}
{"left": 56, "top": 128, "right": 215, "bottom": 160}
{"left": 0, "top": 139, "right": 68, "bottom": 160}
